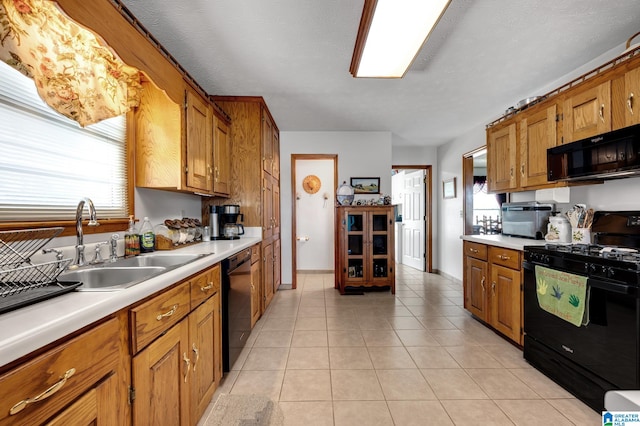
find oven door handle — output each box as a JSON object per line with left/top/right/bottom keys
{"left": 588, "top": 278, "right": 637, "bottom": 296}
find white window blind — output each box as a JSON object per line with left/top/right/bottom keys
{"left": 0, "top": 62, "right": 128, "bottom": 221}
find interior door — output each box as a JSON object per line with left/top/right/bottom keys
{"left": 401, "top": 170, "right": 425, "bottom": 271}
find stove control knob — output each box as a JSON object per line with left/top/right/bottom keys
{"left": 542, "top": 255, "right": 550, "bottom": 264}
{"left": 607, "top": 267, "right": 615, "bottom": 278}
{"left": 588, "top": 264, "right": 597, "bottom": 274}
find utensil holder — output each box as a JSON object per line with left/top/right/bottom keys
{"left": 571, "top": 228, "right": 591, "bottom": 244}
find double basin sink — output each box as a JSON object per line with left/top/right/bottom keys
{"left": 59, "top": 253, "right": 208, "bottom": 291}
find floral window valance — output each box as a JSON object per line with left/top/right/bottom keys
{"left": 0, "top": 0, "right": 141, "bottom": 126}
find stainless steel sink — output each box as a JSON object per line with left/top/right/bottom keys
{"left": 105, "top": 253, "right": 206, "bottom": 269}
{"left": 61, "top": 252, "right": 209, "bottom": 291}
{"left": 60, "top": 266, "right": 166, "bottom": 291}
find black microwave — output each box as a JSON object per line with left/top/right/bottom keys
{"left": 547, "top": 123, "right": 640, "bottom": 181}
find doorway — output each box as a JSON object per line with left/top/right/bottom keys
{"left": 291, "top": 154, "right": 338, "bottom": 290}
{"left": 391, "top": 165, "right": 432, "bottom": 273}
{"left": 462, "top": 148, "right": 506, "bottom": 235}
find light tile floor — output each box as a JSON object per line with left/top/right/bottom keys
{"left": 200, "top": 265, "right": 601, "bottom": 426}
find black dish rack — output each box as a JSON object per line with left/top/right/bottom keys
{"left": 0, "top": 227, "right": 80, "bottom": 315}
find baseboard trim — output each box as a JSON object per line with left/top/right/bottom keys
{"left": 434, "top": 269, "right": 462, "bottom": 285}
{"left": 296, "top": 270, "right": 334, "bottom": 274}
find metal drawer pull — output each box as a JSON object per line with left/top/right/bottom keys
{"left": 469, "top": 248, "right": 479, "bottom": 254}
{"left": 492, "top": 281, "right": 496, "bottom": 295}
{"left": 10, "top": 368, "right": 76, "bottom": 415}
{"left": 629, "top": 93, "right": 634, "bottom": 115}
{"left": 200, "top": 283, "right": 213, "bottom": 292}
{"left": 498, "top": 254, "right": 511, "bottom": 261}
{"left": 156, "top": 304, "right": 178, "bottom": 321}
{"left": 192, "top": 343, "right": 200, "bottom": 372}
{"left": 481, "top": 276, "right": 486, "bottom": 291}
{"left": 183, "top": 352, "right": 191, "bottom": 383}
{"left": 599, "top": 103, "right": 605, "bottom": 122}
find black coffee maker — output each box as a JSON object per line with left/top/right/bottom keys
{"left": 210, "top": 205, "right": 244, "bottom": 240}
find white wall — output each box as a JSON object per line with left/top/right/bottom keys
{"left": 280, "top": 131, "right": 393, "bottom": 285}
{"left": 436, "top": 126, "right": 486, "bottom": 278}
{"left": 294, "top": 159, "right": 335, "bottom": 271}
{"left": 434, "top": 42, "right": 634, "bottom": 281}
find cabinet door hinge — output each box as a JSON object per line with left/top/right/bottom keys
{"left": 129, "top": 386, "right": 136, "bottom": 404}
{"left": 184, "top": 165, "right": 189, "bottom": 174}
{"left": 555, "top": 113, "right": 563, "bottom": 122}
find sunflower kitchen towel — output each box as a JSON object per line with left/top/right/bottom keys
{"left": 535, "top": 265, "right": 588, "bottom": 327}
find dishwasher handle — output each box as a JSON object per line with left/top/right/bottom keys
{"left": 226, "top": 248, "right": 251, "bottom": 273}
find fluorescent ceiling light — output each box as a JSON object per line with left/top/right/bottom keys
{"left": 350, "top": 0, "right": 451, "bottom": 78}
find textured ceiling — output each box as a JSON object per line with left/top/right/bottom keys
{"left": 120, "top": 0, "right": 640, "bottom": 147}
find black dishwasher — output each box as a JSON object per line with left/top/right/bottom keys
{"left": 221, "top": 248, "right": 252, "bottom": 372}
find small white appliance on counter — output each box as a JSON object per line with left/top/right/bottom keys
{"left": 501, "top": 201, "right": 554, "bottom": 239}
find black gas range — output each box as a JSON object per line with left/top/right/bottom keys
{"left": 525, "top": 243, "right": 640, "bottom": 286}
{"left": 523, "top": 211, "right": 640, "bottom": 412}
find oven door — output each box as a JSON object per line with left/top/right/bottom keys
{"left": 523, "top": 261, "right": 639, "bottom": 390}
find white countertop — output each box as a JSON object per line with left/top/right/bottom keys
{"left": 461, "top": 234, "right": 548, "bottom": 251}
{"left": 0, "top": 237, "right": 261, "bottom": 367}
{"left": 605, "top": 390, "right": 640, "bottom": 411}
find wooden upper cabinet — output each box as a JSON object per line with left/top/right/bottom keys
{"left": 625, "top": 67, "right": 640, "bottom": 127}
{"left": 262, "top": 110, "right": 274, "bottom": 176}
{"left": 185, "top": 88, "right": 213, "bottom": 194}
{"left": 213, "top": 114, "right": 231, "bottom": 196}
{"left": 487, "top": 122, "right": 517, "bottom": 192}
{"left": 519, "top": 104, "right": 557, "bottom": 187}
{"left": 261, "top": 108, "right": 280, "bottom": 180}
{"left": 272, "top": 130, "right": 280, "bottom": 180}
{"left": 135, "top": 78, "right": 183, "bottom": 191}
{"left": 563, "top": 80, "right": 611, "bottom": 144}
{"left": 136, "top": 80, "right": 219, "bottom": 196}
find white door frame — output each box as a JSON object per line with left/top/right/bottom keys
{"left": 290, "top": 154, "right": 338, "bottom": 289}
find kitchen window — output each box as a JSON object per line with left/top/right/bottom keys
{"left": 0, "top": 61, "right": 130, "bottom": 227}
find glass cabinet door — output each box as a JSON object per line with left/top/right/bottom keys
{"left": 345, "top": 211, "right": 366, "bottom": 282}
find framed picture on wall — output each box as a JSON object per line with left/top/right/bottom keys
{"left": 350, "top": 177, "right": 380, "bottom": 194}
{"left": 443, "top": 177, "right": 456, "bottom": 199}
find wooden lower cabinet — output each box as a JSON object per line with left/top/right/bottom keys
{"left": 465, "top": 256, "right": 488, "bottom": 320}
{"left": 0, "top": 318, "right": 123, "bottom": 426}
{"left": 131, "top": 264, "right": 222, "bottom": 426}
{"left": 263, "top": 242, "right": 274, "bottom": 309}
{"left": 490, "top": 263, "right": 522, "bottom": 342}
{"left": 133, "top": 320, "right": 190, "bottom": 426}
{"left": 250, "top": 244, "right": 262, "bottom": 327}
{"left": 0, "top": 264, "right": 222, "bottom": 426}
{"left": 463, "top": 241, "right": 523, "bottom": 344}
{"left": 46, "top": 373, "right": 119, "bottom": 426}
{"left": 189, "top": 296, "right": 216, "bottom": 423}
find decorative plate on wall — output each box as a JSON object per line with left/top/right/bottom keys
{"left": 302, "top": 175, "right": 321, "bottom": 194}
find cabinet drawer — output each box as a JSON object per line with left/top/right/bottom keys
{"left": 190, "top": 264, "right": 221, "bottom": 308}
{"left": 131, "top": 282, "right": 191, "bottom": 353}
{"left": 488, "top": 246, "right": 521, "bottom": 270}
{"left": 0, "top": 318, "right": 119, "bottom": 426}
{"left": 464, "top": 241, "right": 487, "bottom": 260}
{"left": 251, "top": 244, "right": 260, "bottom": 264}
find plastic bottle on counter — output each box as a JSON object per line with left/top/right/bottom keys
{"left": 139, "top": 217, "right": 155, "bottom": 253}
{"left": 124, "top": 215, "right": 140, "bottom": 257}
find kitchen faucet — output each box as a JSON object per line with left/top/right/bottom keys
{"left": 73, "top": 197, "right": 100, "bottom": 267}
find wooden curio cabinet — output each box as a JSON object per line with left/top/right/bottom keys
{"left": 335, "top": 205, "right": 395, "bottom": 294}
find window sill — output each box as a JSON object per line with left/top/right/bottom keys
{"left": 0, "top": 218, "right": 129, "bottom": 237}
